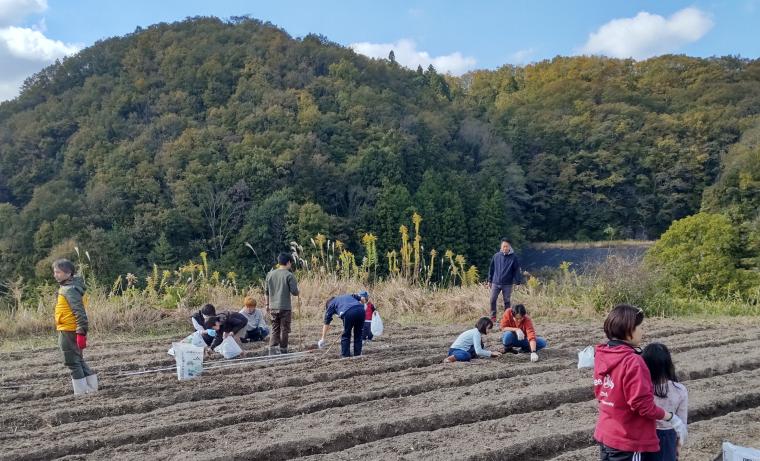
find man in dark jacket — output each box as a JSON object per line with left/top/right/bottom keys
{"left": 205, "top": 311, "right": 249, "bottom": 350}
{"left": 190, "top": 304, "right": 216, "bottom": 346}
{"left": 487, "top": 239, "right": 522, "bottom": 322}
{"left": 318, "top": 292, "right": 366, "bottom": 357}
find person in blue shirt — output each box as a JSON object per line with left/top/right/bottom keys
{"left": 487, "top": 238, "right": 523, "bottom": 322}
{"left": 318, "top": 291, "right": 368, "bottom": 357}
{"left": 444, "top": 317, "right": 502, "bottom": 363}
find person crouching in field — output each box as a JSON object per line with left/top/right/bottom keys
{"left": 444, "top": 317, "right": 502, "bottom": 363}
{"left": 190, "top": 303, "right": 216, "bottom": 347}
{"left": 53, "top": 259, "right": 98, "bottom": 395}
{"left": 594, "top": 304, "right": 687, "bottom": 461}
{"left": 319, "top": 292, "right": 366, "bottom": 357}
{"left": 642, "top": 343, "right": 688, "bottom": 461}
{"left": 239, "top": 296, "right": 269, "bottom": 343}
{"left": 205, "top": 311, "right": 249, "bottom": 350}
{"left": 359, "top": 290, "right": 375, "bottom": 342}
{"left": 500, "top": 304, "right": 547, "bottom": 362}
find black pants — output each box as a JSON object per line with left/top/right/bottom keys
{"left": 600, "top": 444, "right": 658, "bottom": 461}
{"left": 649, "top": 430, "right": 677, "bottom": 461}
{"left": 341, "top": 306, "right": 365, "bottom": 357}
{"left": 241, "top": 327, "right": 269, "bottom": 343}
{"left": 362, "top": 321, "right": 373, "bottom": 340}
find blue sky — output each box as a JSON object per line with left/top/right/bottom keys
{"left": 1, "top": 0, "right": 759, "bottom": 100}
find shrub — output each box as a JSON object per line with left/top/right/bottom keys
{"left": 645, "top": 213, "right": 749, "bottom": 299}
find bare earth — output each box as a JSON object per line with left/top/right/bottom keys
{"left": 1, "top": 318, "right": 759, "bottom": 460}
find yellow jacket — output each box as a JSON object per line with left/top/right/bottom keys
{"left": 55, "top": 276, "right": 89, "bottom": 332}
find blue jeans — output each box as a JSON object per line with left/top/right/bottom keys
{"left": 501, "top": 331, "right": 547, "bottom": 351}
{"left": 447, "top": 346, "right": 477, "bottom": 362}
{"left": 341, "top": 306, "right": 365, "bottom": 357}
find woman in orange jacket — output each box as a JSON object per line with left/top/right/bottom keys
{"left": 499, "top": 304, "right": 547, "bottom": 362}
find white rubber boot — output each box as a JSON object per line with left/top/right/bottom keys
{"left": 84, "top": 374, "right": 98, "bottom": 392}
{"left": 71, "top": 377, "right": 93, "bottom": 396}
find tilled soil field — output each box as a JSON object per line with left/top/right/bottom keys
{"left": 1, "top": 318, "right": 759, "bottom": 460}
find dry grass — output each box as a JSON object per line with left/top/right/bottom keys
{"left": 2, "top": 257, "right": 757, "bottom": 346}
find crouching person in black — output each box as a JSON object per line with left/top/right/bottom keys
{"left": 191, "top": 303, "right": 217, "bottom": 347}
{"left": 205, "top": 311, "right": 249, "bottom": 350}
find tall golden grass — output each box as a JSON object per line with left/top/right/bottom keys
{"left": 3, "top": 258, "right": 758, "bottom": 344}
{"left": 2, "top": 213, "right": 758, "bottom": 344}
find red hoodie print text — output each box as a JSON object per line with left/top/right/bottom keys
{"left": 594, "top": 375, "right": 615, "bottom": 404}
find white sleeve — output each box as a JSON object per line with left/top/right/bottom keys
{"left": 472, "top": 330, "right": 492, "bottom": 357}
{"left": 192, "top": 317, "right": 205, "bottom": 333}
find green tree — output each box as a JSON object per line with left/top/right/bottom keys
{"left": 645, "top": 213, "right": 751, "bottom": 299}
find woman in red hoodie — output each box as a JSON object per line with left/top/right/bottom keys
{"left": 594, "top": 304, "right": 686, "bottom": 461}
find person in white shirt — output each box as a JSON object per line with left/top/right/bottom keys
{"left": 239, "top": 296, "right": 269, "bottom": 343}
{"left": 444, "top": 317, "right": 502, "bottom": 363}
{"left": 642, "top": 342, "right": 688, "bottom": 461}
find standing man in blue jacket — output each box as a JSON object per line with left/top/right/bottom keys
{"left": 487, "top": 239, "right": 522, "bottom": 322}
{"left": 318, "top": 291, "right": 368, "bottom": 357}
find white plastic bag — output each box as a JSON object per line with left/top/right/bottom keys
{"left": 173, "top": 342, "right": 204, "bottom": 381}
{"left": 577, "top": 345, "right": 595, "bottom": 369}
{"left": 168, "top": 332, "right": 206, "bottom": 356}
{"left": 723, "top": 442, "right": 760, "bottom": 461}
{"left": 370, "top": 311, "right": 384, "bottom": 336}
{"left": 189, "top": 331, "right": 207, "bottom": 348}
{"left": 214, "top": 336, "right": 243, "bottom": 359}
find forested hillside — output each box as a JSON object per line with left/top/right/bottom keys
{"left": 1, "top": 17, "right": 758, "bottom": 283}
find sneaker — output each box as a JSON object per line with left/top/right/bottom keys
{"left": 279, "top": 347, "right": 288, "bottom": 355}
{"left": 503, "top": 346, "right": 519, "bottom": 355}
{"left": 268, "top": 346, "right": 280, "bottom": 355}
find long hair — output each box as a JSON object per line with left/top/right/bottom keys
{"left": 641, "top": 342, "right": 678, "bottom": 398}
{"left": 475, "top": 317, "right": 493, "bottom": 334}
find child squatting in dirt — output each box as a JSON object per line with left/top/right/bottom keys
{"left": 444, "top": 317, "right": 502, "bottom": 363}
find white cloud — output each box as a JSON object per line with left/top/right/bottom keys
{"left": 0, "top": 0, "right": 80, "bottom": 102}
{"left": 0, "top": 0, "right": 46, "bottom": 27}
{"left": 350, "top": 38, "right": 476, "bottom": 76}
{"left": 580, "top": 7, "right": 713, "bottom": 60}
{"left": 510, "top": 48, "right": 535, "bottom": 65}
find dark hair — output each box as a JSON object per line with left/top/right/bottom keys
{"left": 603, "top": 304, "right": 644, "bottom": 341}
{"left": 512, "top": 304, "right": 527, "bottom": 317}
{"left": 201, "top": 304, "right": 216, "bottom": 316}
{"left": 278, "top": 252, "right": 293, "bottom": 266}
{"left": 475, "top": 317, "right": 493, "bottom": 334}
{"left": 641, "top": 343, "right": 678, "bottom": 398}
{"left": 52, "top": 259, "right": 76, "bottom": 276}
{"left": 204, "top": 316, "right": 220, "bottom": 329}
{"left": 501, "top": 238, "right": 512, "bottom": 245}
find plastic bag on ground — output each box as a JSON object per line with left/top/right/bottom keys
{"left": 723, "top": 442, "right": 760, "bottom": 461}
{"left": 577, "top": 345, "right": 595, "bottom": 369}
{"left": 214, "top": 336, "right": 243, "bottom": 359}
{"left": 173, "top": 342, "right": 204, "bottom": 381}
{"left": 168, "top": 332, "right": 206, "bottom": 356}
{"left": 370, "top": 311, "right": 384, "bottom": 336}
